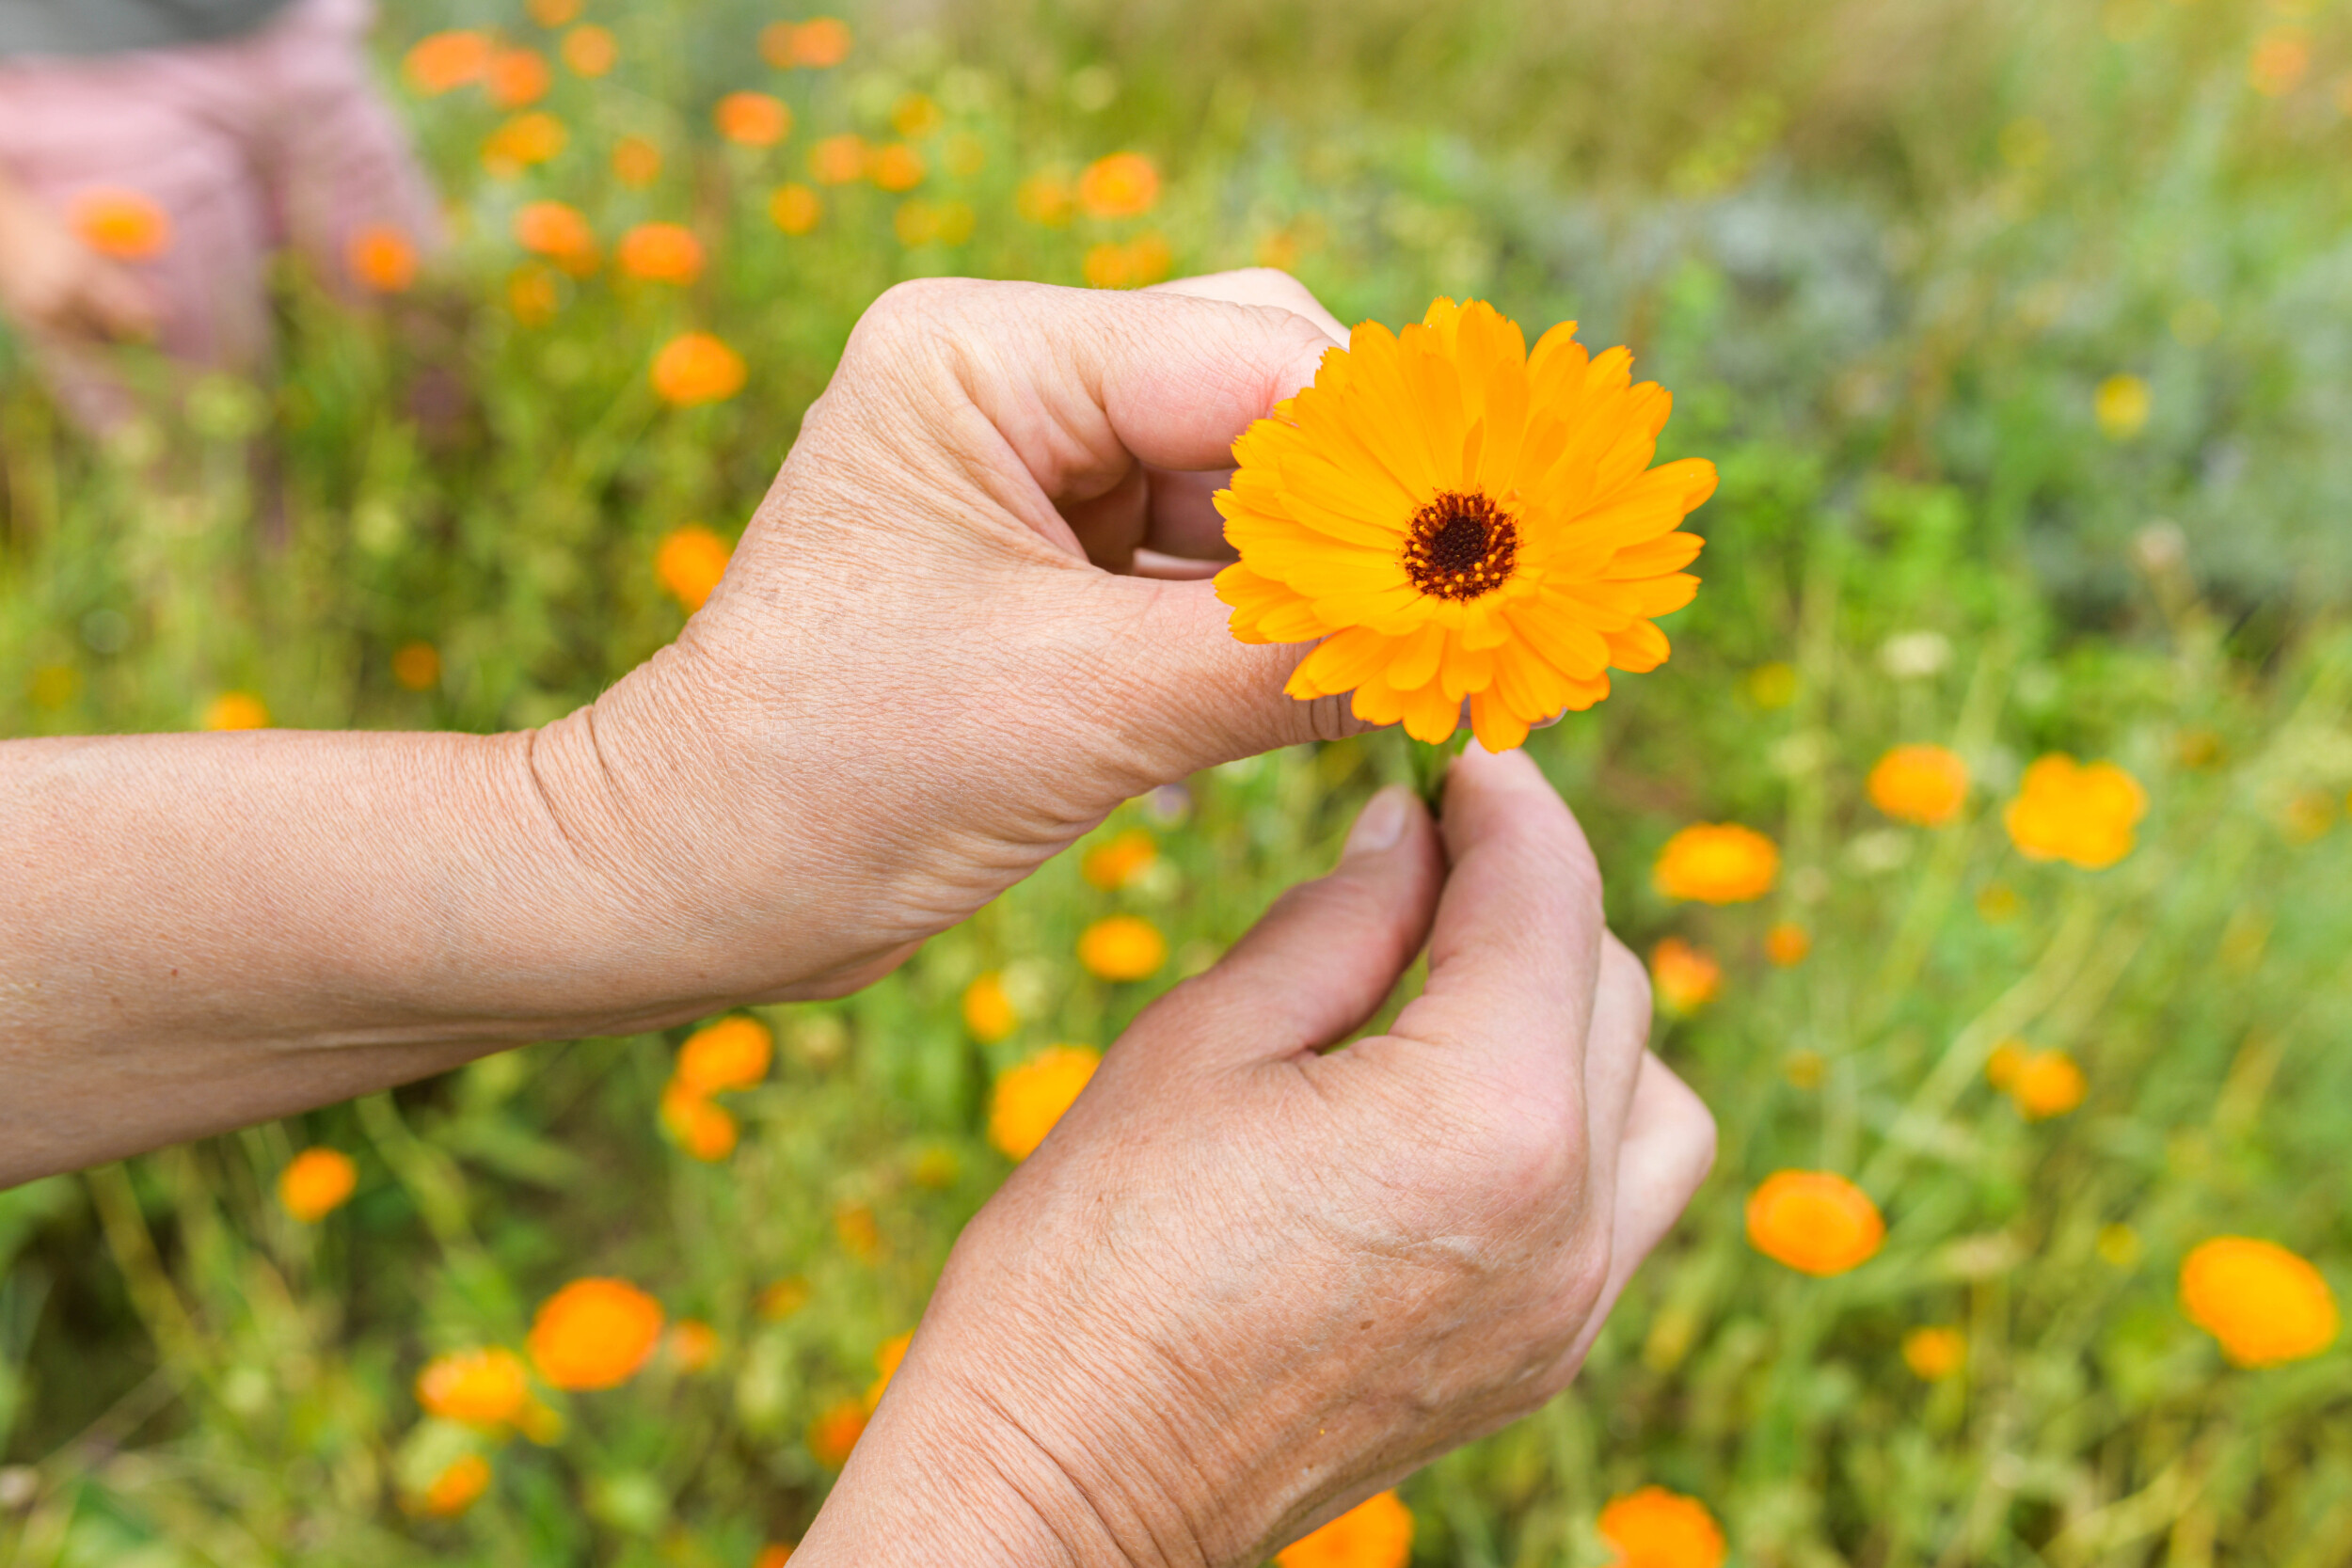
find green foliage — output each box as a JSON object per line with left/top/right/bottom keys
{"left": 4, "top": 0, "right": 2351, "bottom": 1563}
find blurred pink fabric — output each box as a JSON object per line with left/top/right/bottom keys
{"left": 0, "top": 0, "right": 441, "bottom": 423}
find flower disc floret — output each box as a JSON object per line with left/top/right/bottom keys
{"left": 1215, "top": 299, "right": 1714, "bottom": 751}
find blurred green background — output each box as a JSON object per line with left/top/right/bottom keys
{"left": 3, "top": 0, "right": 2350, "bottom": 1562}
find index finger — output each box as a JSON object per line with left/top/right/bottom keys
{"left": 1389, "top": 745, "right": 1607, "bottom": 1086}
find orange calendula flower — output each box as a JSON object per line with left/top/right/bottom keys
{"left": 1867, "top": 743, "right": 1970, "bottom": 827}
{"left": 755, "top": 1544, "right": 797, "bottom": 1568}
{"left": 676, "top": 1016, "right": 772, "bottom": 1094}
{"left": 483, "top": 111, "right": 569, "bottom": 174}
{"left": 561, "top": 24, "right": 617, "bottom": 76}
{"left": 616, "top": 221, "right": 705, "bottom": 285}
{"left": 69, "top": 187, "right": 172, "bottom": 261}
{"left": 770, "top": 182, "right": 822, "bottom": 234}
{"left": 655, "top": 524, "right": 732, "bottom": 610}
{"left": 865, "top": 1329, "right": 914, "bottom": 1410}
{"left": 1653, "top": 824, "right": 1777, "bottom": 904}
{"left": 1082, "top": 829, "right": 1157, "bottom": 890}
{"left": 807, "top": 1398, "right": 867, "bottom": 1467}
{"left": 528, "top": 1278, "right": 664, "bottom": 1390}
{"left": 2180, "top": 1237, "right": 2338, "bottom": 1367}
{"left": 345, "top": 222, "right": 419, "bottom": 293}
{"left": 1901, "top": 1326, "right": 1966, "bottom": 1381}
{"left": 1745, "top": 1170, "right": 1884, "bottom": 1276}
{"left": 486, "top": 47, "right": 551, "bottom": 109}
{"left": 513, "top": 200, "right": 596, "bottom": 268}
{"left": 871, "top": 142, "right": 925, "bottom": 192}
{"left": 1077, "top": 151, "right": 1161, "bottom": 218}
{"left": 892, "top": 92, "right": 944, "bottom": 138}
{"left": 835, "top": 1200, "right": 882, "bottom": 1263}
{"left": 989, "top": 1046, "right": 1102, "bottom": 1161}
{"left": 1078, "top": 914, "right": 1165, "bottom": 980}
{"left": 392, "top": 641, "right": 441, "bottom": 691}
{"left": 527, "top": 0, "right": 580, "bottom": 24}
{"left": 202, "top": 691, "right": 270, "bottom": 731}
{"left": 2004, "top": 754, "right": 2147, "bottom": 869}
{"left": 612, "top": 135, "right": 662, "bottom": 187}
{"left": 716, "top": 91, "right": 791, "bottom": 148}
{"left": 1016, "top": 172, "right": 1074, "bottom": 226}
{"left": 961, "top": 973, "right": 1018, "bottom": 1042}
{"left": 1216, "top": 300, "right": 1714, "bottom": 750}
{"left": 1275, "top": 1490, "right": 1414, "bottom": 1568}
{"left": 1764, "top": 921, "right": 1811, "bottom": 966}
{"left": 416, "top": 1347, "right": 531, "bottom": 1427}
{"left": 410, "top": 1453, "right": 492, "bottom": 1517}
{"left": 278, "top": 1147, "right": 357, "bottom": 1221}
{"left": 660, "top": 1082, "right": 739, "bottom": 1161}
{"left": 793, "top": 16, "right": 853, "bottom": 66}
{"left": 1648, "top": 936, "right": 1721, "bottom": 1017}
{"left": 508, "top": 263, "right": 561, "bottom": 325}
{"left": 1597, "top": 1485, "right": 1726, "bottom": 1568}
{"left": 808, "top": 134, "right": 868, "bottom": 185}
{"left": 667, "top": 1318, "right": 720, "bottom": 1372}
{"left": 755, "top": 1276, "right": 811, "bottom": 1321}
{"left": 405, "top": 29, "right": 492, "bottom": 95}
{"left": 650, "top": 332, "right": 747, "bottom": 406}
{"left": 2006, "top": 1048, "right": 2086, "bottom": 1120}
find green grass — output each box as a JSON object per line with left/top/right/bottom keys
{"left": 3, "top": 0, "right": 2351, "bottom": 1562}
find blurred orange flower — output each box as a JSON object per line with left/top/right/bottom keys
{"left": 1745, "top": 1170, "right": 1883, "bottom": 1276}
{"left": 202, "top": 691, "right": 270, "bottom": 731}
{"left": 2249, "top": 27, "right": 2311, "bottom": 98}
{"left": 892, "top": 92, "right": 944, "bottom": 138}
{"left": 1275, "top": 1491, "right": 1413, "bottom": 1568}
{"left": 528, "top": 1278, "right": 664, "bottom": 1390}
{"left": 835, "top": 1200, "right": 882, "bottom": 1263}
{"left": 278, "top": 1147, "right": 356, "bottom": 1221}
{"left": 513, "top": 200, "right": 596, "bottom": 272}
{"left": 786, "top": 17, "right": 852, "bottom": 68}
{"left": 650, "top": 332, "right": 747, "bottom": 406}
{"left": 345, "top": 222, "right": 419, "bottom": 293}
{"left": 676, "top": 1016, "right": 772, "bottom": 1094}
{"left": 2006, "top": 1048, "right": 2086, "bottom": 1120}
{"left": 612, "top": 135, "right": 662, "bottom": 187}
{"left": 410, "top": 1453, "right": 492, "bottom": 1517}
{"left": 1764, "top": 921, "right": 1811, "bottom": 966}
{"left": 989, "top": 1046, "right": 1102, "bottom": 1161}
{"left": 1016, "top": 172, "right": 1074, "bottom": 226}
{"left": 1648, "top": 937, "right": 1721, "bottom": 1017}
{"left": 660, "top": 1082, "right": 739, "bottom": 1161}
{"left": 561, "top": 24, "right": 617, "bottom": 76}
{"left": 1082, "top": 829, "right": 1157, "bottom": 890}
{"left": 1901, "top": 1326, "right": 1965, "bottom": 1381}
{"left": 1078, "top": 914, "right": 1165, "bottom": 980}
{"left": 2003, "top": 754, "right": 2146, "bottom": 869}
{"left": 1653, "top": 824, "right": 1779, "bottom": 904}
{"left": 617, "top": 221, "right": 705, "bottom": 284}
{"left": 391, "top": 641, "right": 441, "bottom": 691}
{"left": 716, "top": 92, "right": 792, "bottom": 149}
{"left": 961, "top": 973, "right": 1018, "bottom": 1042}
{"left": 483, "top": 111, "right": 569, "bottom": 175}
{"left": 864, "top": 1329, "right": 913, "bottom": 1409}
{"left": 666, "top": 1318, "right": 720, "bottom": 1372}
{"left": 2180, "top": 1237, "right": 2338, "bottom": 1367}
{"left": 808, "top": 134, "right": 868, "bottom": 185}
{"left": 1077, "top": 151, "right": 1161, "bottom": 218}
{"left": 871, "top": 143, "right": 925, "bottom": 192}
{"left": 655, "top": 524, "right": 732, "bottom": 610}
{"left": 69, "top": 187, "right": 172, "bottom": 261}
{"left": 404, "top": 29, "right": 492, "bottom": 95}
{"left": 807, "top": 1398, "right": 867, "bottom": 1467}
{"left": 416, "top": 1346, "right": 531, "bottom": 1427}
{"left": 770, "top": 182, "right": 822, "bottom": 234}
{"left": 755, "top": 1544, "right": 797, "bottom": 1568}
{"left": 486, "top": 47, "right": 550, "bottom": 109}
{"left": 1867, "top": 743, "right": 1969, "bottom": 827}
{"left": 755, "top": 1276, "right": 811, "bottom": 1321}
{"left": 508, "top": 263, "right": 561, "bottom": 325}
{"left": 1597, "top": 1485, "right": 1725, "bottom": 1568}
{"left": 526, "top": 0, "right": 581, "bottom": 25}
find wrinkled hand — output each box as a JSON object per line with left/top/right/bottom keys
{"left": 529, "top": 272, "right": 1366, "bottom": 1012}
{"left": 0, "top": 182, "right": 158, "bottom": 343}
{"left": 797, "top": 749, "right": 1718, "bottom": 1565}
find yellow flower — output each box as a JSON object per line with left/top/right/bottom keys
{"left": 649, "top": 333, "right": 747, "bottom": 407}
{"left": 1745, "top": 1170, "right": 1884, "bottom": 1276}
{"left": 871, "top": 142, "right": 926, "bottom": 192}
{"left": 961, "top": 973, "right": 1018, "bottom": 1042}
{"left": 1596, "top": 1486, "right": 1726, "bottom": 1568}
{"left": 409, "top": 1453, "right": 492, "bottom": 1517}
{"left": 484, "top": 111, "right": 569, "bottom": 175}
{"left": 1764, "top": 921, "right": 1810, "bottom": 967}
{"left": 1901, "top": 1326, "right": 1966, "bottom": 1381}
{"left": 1016, "top": 172, "right": 1074, "bottom": 226}
{"left": 676, "top": 1016, "right": 772, "bottom": 1095}
{"left": 528, "top": 1278, "right": 665, "bottom": 1390}
{"left": 770, "top": 182, "right": 822, "bottom": 235}
{"left": 2094, "top": 373, "right": 2151, "bottom": 439}
{"left": 1867, "top": 743, "right": 1969, "bottom": 827}
{"left": 202, "top": 691, "right": 271, "bottom": 731}
{"left": 2007, "top": 1048, "right": 2086, "bottom": 1120}
{"left": 1275, "top": 1490, "right": 1414, "bottom": 1568}
{"left": 655, "top": 524, "right": 732, "bottom": 610}
{"left": 989, "top": 1046, "right": 1102, "bottom": 1161}
{"left": 1078, "top": 915, "right": 1166, "bottom": 980}
{"left": 1647, "top": 936, "right": 1721, "bottom": 1017}
{"left": 1076, "top": 151, "right": 1161, "bottom": 218}
{"left": 1215, "top": 299, "right": 1714, "bottom": 750}
{"left": 277, "top": 1147, "right": 357, "bottom": 1221}
{"left": 1653, "top": 823, "right": 1778, "bottom": 904}
{"left": 2180, "top": 1237, "right": 2338, "bottom": 1367}
{"left": 416, "top": 1347, "right": 531, "bottom": 1427}
{"left": 892, "top": 92, "right": 944, "bottom": 137}
{"left": 1082, "top": 829, "right": 1158, "bottom": 890}
{"left": 2003, "top": 754, "right": 2147, "bottom": 869}
{"left": 660, "top": 1082, "right": 739, "bottom": 1161}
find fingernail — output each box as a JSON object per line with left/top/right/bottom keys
{"left": 1343, "top": 785, "right": 1411, "bottom": 858}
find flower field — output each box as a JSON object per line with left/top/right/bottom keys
{"left": 3, "top": 0, "right": 2351, "bottom": 1562}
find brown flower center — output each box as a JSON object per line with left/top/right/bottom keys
{"left": 1402, "top": 490, "right": 1518, "bottom": 601}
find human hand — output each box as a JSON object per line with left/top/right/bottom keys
{"left": 793, "top": 747, "right": 1718, "bottom": 1566}
{"left": 0, "top": 179, "right": 159, "bottom": 344}
{"left": 525, "top": 272, "right": 1372, "bottom": 1015}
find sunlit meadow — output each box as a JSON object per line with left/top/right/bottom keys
{"left": 4, "top": 0, "right": 2351, "bottom": 1562}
